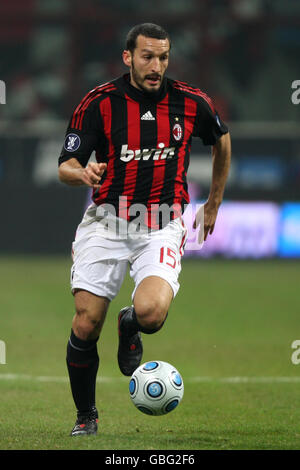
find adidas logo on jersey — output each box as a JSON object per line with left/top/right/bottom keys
{"left": 141, "top": 111, "right": 155, "bottom": 121}
{"left": 120, "top": 144, "right": 175, "bottom": 162}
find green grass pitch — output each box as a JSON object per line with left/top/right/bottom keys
{"left": 0, "top": 256, "right": 300, "bottom": 450}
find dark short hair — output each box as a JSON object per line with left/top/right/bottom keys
{"left": 126, "top": 23, "right": 171, "bottom": 53}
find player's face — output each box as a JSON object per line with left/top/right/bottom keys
{"left": 123, "top": 35, "right": 170, "bottom": 93}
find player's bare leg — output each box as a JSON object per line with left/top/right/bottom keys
{"left": 117, "top": 276, "right": 173, "bottom": 376}
{"left": 134, "top": 276, "right": 173, "bottom": 331}
{"left": 67, "top": 290, "right": 110, "bottom": 436}
{"left": 72, "top": 289, "right": 110, "bottom": 340}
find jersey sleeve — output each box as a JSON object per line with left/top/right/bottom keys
{"left": 193, "top": 96, "right": 228, "bottom": 146}
{"left": 58, "top": 96, "right": 104, "bottom": 167}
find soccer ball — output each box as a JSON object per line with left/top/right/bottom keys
{"left": 129, "top": 360, "right": 184, "bottom": 416}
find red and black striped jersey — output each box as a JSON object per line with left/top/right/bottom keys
{"left": 59, "top": 73, "right": 228, "bottom": 224}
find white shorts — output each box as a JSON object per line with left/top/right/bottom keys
{"left": 70, "top": 203, "right": 187, "bottom": 301}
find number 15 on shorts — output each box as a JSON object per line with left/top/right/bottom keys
{"left": 159, "top": 247, "right": 177, "bottom": 269}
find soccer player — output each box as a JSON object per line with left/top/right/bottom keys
{"left": 58, "top": 23, "right": 231, "bottom": 436}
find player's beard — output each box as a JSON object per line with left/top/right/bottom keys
{"left": 131, "top": 59, "right": 163, "bottom": 94}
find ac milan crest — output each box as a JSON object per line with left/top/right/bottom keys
{"left": 172, "top": 123, "right": 182, "bottom": 141}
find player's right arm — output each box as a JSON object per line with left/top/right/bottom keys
{"left": 58, "top": 87, "right": 109, "bottom": 189}
{"left": 58, "top": 158, "right": 107, "bottom": 189}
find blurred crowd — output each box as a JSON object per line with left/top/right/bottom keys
{"left": 1, "top": 0, "right": 300, "bottom": 123}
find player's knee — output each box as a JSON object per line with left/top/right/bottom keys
{"left": 134, "top": 299, "right": 167, "bottom": 331}
{"left": 72, "top": 307, "right": 102, "bottom": 340}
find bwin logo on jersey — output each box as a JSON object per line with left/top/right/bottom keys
{"left": 64, "top": 133, "right": 81, "bottom": 152}
{"left": 120, "top": 143, "right": 175, "bottom": 162}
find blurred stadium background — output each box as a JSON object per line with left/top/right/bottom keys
{"left": 0, "top": 0, "right": 300, "bottom": 256}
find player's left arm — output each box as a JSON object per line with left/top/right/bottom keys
{"left": 193, "top": 132, "right": 231, "bottom": 240}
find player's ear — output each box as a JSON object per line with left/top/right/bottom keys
{"left": 122, "top": 50, "right": 132, "bottom": 68}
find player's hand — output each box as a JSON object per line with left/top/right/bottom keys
{"left": 81, "top": 162, "right": 107, "bottom": 188}
{"left": 193, "top": 201, "right": 220, "bottom": 242}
